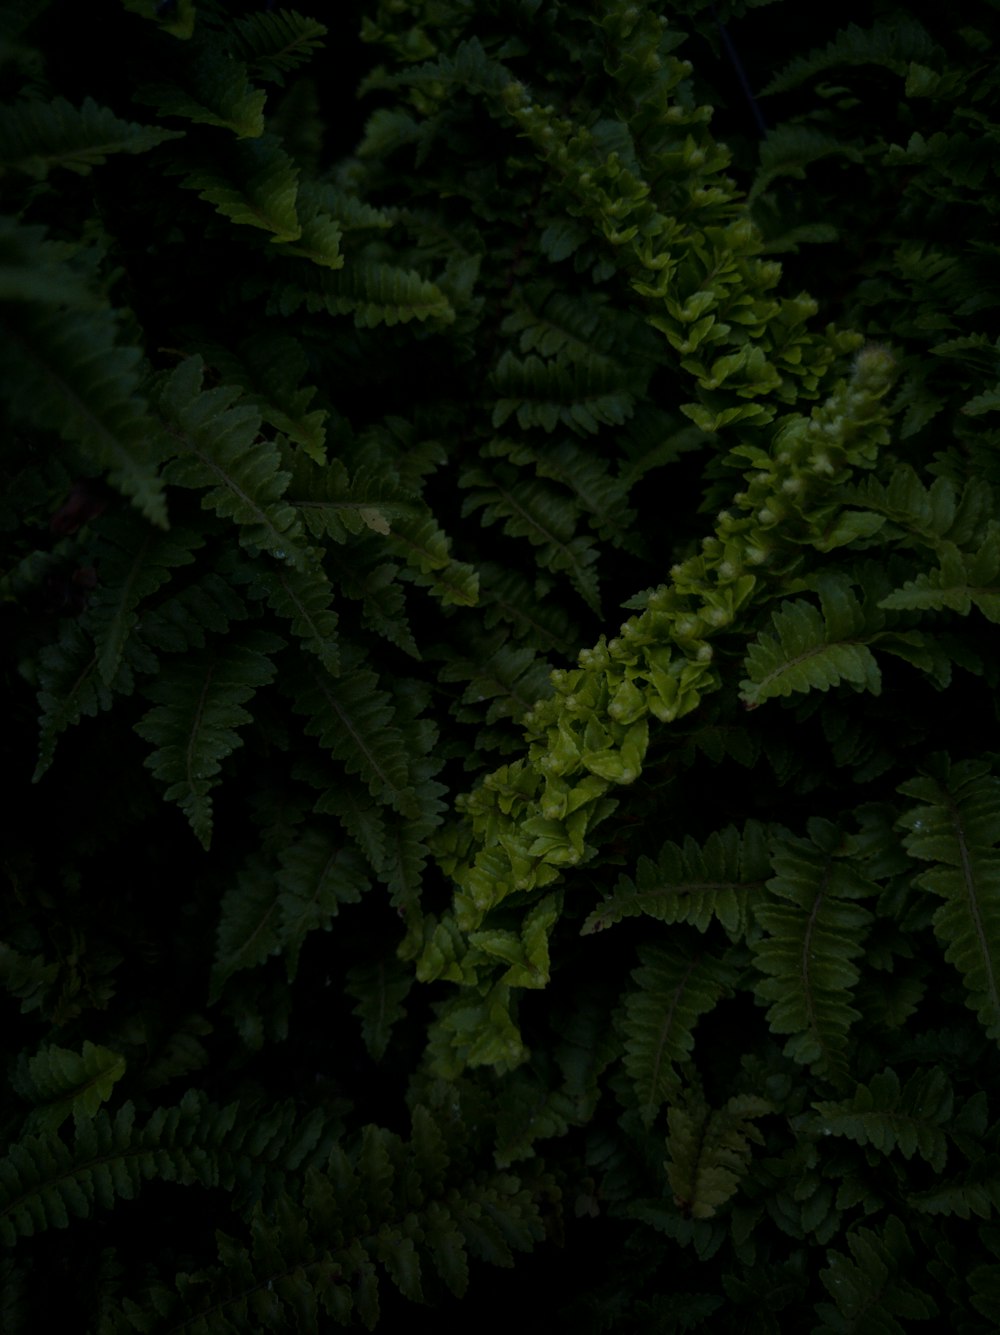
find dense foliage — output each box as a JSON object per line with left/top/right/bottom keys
{"left": 3, "top": 0, "right": 1000, "bottom": 1329}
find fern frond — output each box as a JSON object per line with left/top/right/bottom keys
{"left": 138, "top": 569, "right": 250, "bottom": 653}
{"left": 274, "top": 828, "right": 367, "bottom": 978}
{"left": 619, "top": 941, "right": 741, "bottom": 1127}
{"left": 267, "top": 256, "right": 454, "bottom": 326}
{"left": 751, "top": 819, "right": 876, "bottom": 1086}
{"left": 283, "top": 654, "right": 417, "bottom": 818}
{"left": 378, "top": 736, "right": 447, "bottom": 911}
{"left": 907, "top": 1159, "right": 1000, "bottom": 1219}
{"left": 847, "top": 464, "right": 994, "bottom": 551}
{"left": 500, "top": 282, "right": 659, "bottom": 366}
{"left": 199, "top": 330, "right": 329, "bottom": 463}
{"left": 897, "top": 756, "right": 1000, "bottom": 1042}
{"left": 477, "top": 561, "right": 579, "bottom": 657}
{"left": 665, "top": 1080, "right": 772, "bottom": 1220}
{"left": 231, "top": 8, "right": 327, "bottom": 86}
{"left": 211, "top": 829, "right": 369, "bottom": 999}
{"left": 120, "top": 0, "right": 195, "bottom": 38}
{"left": 460, "top": 462, "right": 600, "bottom": 611}
{"left": 740, "top": 574, "right": 882, "bottom": 708}
{"left": 239, "top": 561, "right": 340, "bottom": 676}
{"left": 11, "top": 1040, "right": 126, "bottom": 1135}
{"left": 1, "top": 302, "right": 168, "bottom": 526}
{"left": 388, "top": 510, "right": 480, "bottom": 607}
{"left": 484, "top": 435, "right": 636, "bottom": 549}
{"left": 290, "top": 456, "right": 413, "bottom": 543}
{"left": 880, "top": 526, "right": 1000, "bottom": 623}
{"left": 33, "top": 620, "right": 152, "bottom": 781}
{"left": 583, "top": 820, "right": 770, "bottom": 938}
{"left": 0, "top": 1093, "right": 225, "bottom": 1245}
{"left": 345, "top": 954, "right": 413, "bottom": 1062}
{"left": 749, "top": 124, "right": 864, "bottom": 204}
{"left": 761, "top": 18, "right": 937, "bottom": 96}
{"left": 309, "top": 775, "right": 388, "bottom": 873}
{"left": 436, "top": 630, "right": 553, "bottom": 734}
{"left": 493, "top": 1001, "right": 617, "bottom": 1167}
{"left": 810, "top": 1067, "right": 953, "bottom": 1171}
{"left": 179, "top": 133, "right": 302, "bottom": 242}
{"left": 319, "top": 184, "right": 395, "bottom": 235}
{"left": 134, "top": 628, "right": 285, "bottom": 848}
{"left": 115, "top": 1105, "right": 552, "bottom": 1329}
{"left": 814, "top": 1215, "right": 937, "bottom": 1334}
{"left": 136, "top": 44, "right": 265, "bottom": 138}
{"left": 0, "top": 1104, "right": 142, "bottom": 1245}
{"left": 81, "top": 515, "right": 204, "bottom": 685}
{"left": 158, "top": 356, "right": 311, "bottom": 567}
{"left": 351, "top": 561, "right": 420, "bottom": 658}
{"left": 491, "top": 349, "right": 639, "bottom": 436}
{"left": 0, "top": 95, "right": 183, "bottom": 177}
{"left": 0, "top": 215, "right": 98, "bottom": 307}
{"left": 0, "top": 944, "right": 59, "bottom": 1017}
{"left": 275, "top": 177, "right": 344, "bottom": 269}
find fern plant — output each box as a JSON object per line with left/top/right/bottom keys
{"left": 4, "top": 1, "right": 1000, "bottom": 1331}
